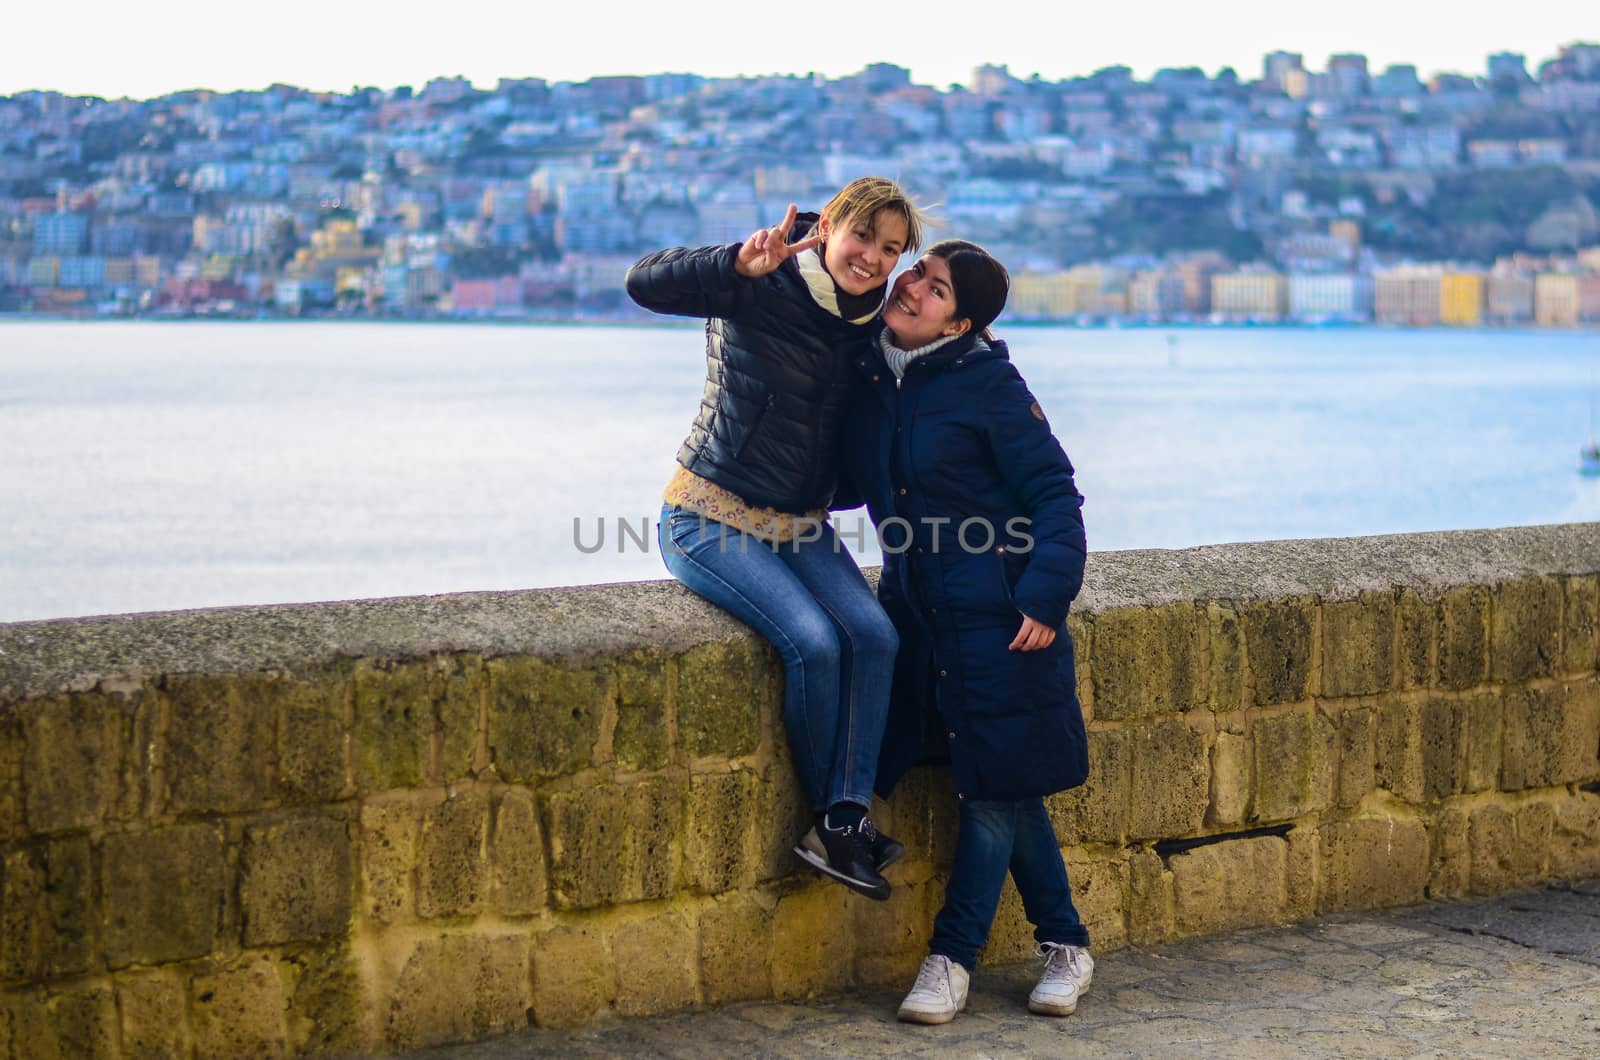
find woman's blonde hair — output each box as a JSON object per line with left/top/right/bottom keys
{"left": 819, "top": 176, "right": 927, "bottom": 253}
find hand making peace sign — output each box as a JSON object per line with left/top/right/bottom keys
{"left": 733, "top": 203, "right": 823, "bottom": 278}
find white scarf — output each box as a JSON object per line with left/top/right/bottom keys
{"left": 796, "top": 246, "right": 880, "bottom": 325}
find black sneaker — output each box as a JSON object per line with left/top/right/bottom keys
{"left": 872, "top": 829, "right": 907, "bottom": 873}
{"left": 794, "top": 814, "right": 891, "bottom": 901}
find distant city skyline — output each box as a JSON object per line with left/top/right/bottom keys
{"left": 3, "top": 0, "right": 1593, "bottom": 99}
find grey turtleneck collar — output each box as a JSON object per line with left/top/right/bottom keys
{"left": 879, "top": 328, "right": 965, "bottom": 385}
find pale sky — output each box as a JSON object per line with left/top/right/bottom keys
{"left": 6, "top": 0, "right": 1594, "bottom": 100}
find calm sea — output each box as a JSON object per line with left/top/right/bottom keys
{"left": 3, "top": 320, "right": 1598, "bottom": 622}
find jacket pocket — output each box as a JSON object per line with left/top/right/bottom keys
{"left": 732, "top": 390, "right": 776, "bottom": 458}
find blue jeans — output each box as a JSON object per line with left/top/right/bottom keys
{"left": 659, "top": 504, "right": 897, "bottom": 812}
{"left": 931, "top": 797, "right": 1090, "bottom": 970}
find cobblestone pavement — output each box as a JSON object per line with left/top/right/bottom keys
{"left": 404, "top": 883, "right": 1600, "bottom": 1059}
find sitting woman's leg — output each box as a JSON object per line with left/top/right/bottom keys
{"left": 774, "top": 523, "right": 899, "bottom": 813}
{"left": 660, "top": 505, "right": 841, "bottom": 810}
{"left": 659, "top": 506, "right": 888, "bottom": 898}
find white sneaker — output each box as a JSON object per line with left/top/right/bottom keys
{"left": 1028, "top": 942, "right": 1092, "bottom": 1016}
{"left": 897, "top": 954, "right": 970, "bottom": 1025}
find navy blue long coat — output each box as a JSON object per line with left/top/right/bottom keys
{"left": 837, "top": 331, "right": 1089, "bottom": 803}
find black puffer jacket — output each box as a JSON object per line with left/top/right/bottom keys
{"left": 625, "top": 215, "right": 879, "bottom": 513}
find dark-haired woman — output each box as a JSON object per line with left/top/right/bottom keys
{"left": 836, "top": 240, "right": 1093, "bottom": 1020}
{"left": 626, "top": 178, "right": 927, "bottom": 901}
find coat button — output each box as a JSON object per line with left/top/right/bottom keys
{"left": 947, "top": 731, "right": 956, "bottom": 740}
{"left": 957, "top": 793, "right": 965, "bottom": 800}
{"left": 872, "top": 374, "right": 880, "bottom": 381}
{"left": 939, "top": 670, "right": 948, "bottom": 678}
{"left": 898, "top": 488, "right": 907, "bottom": 495}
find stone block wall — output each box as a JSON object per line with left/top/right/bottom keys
{"left": 2, "top": 524, "right": 1599, "bottom": 1056}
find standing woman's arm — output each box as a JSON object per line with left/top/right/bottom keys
{"left": 979, "top": 363, "right": 1087, "bottom": 630}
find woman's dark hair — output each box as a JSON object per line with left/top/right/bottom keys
{"left": 926, "top": 239, "right": 1009, "bottom": 339}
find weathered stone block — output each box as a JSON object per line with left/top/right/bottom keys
{"left": 487, "top": 656, "right": 608, "bottom": 781}
{"left": 1067, "top": 612, "right": 1095, "bottom": 719}
{"left": 490, "top": 787, "right": 546, "bottom": 916}
{"left": 1418, "top": 699, "right": 1463, "bottom": 801}
{"left": 1374, "top": 702, "right": 1425, "bottom": 803}
{"left": 1514, "top": 801, "right": 1554, "bottom": 886}
{"left": 0, "top": 835, "right": 93, "bottom": 980}
{"left": 1251, "top": 711, "right": 1334, "bottom": 822}
{"left": 1207, "top": 602, "right": 1245, "bottom": 713}
{"left": 240, "top": 815, "right": 353, "bottom": 946}
{"left": 1126, "top": 847, "right": 1173, "bottom": 946}
{"left": 853, "top": 879, "right": 933, "bottom": 986}
{"left": 532, "top": 924, "right": 614, "bottom": 1028}
{"left": 544, "top": 777, "right": 684, "bottom": 909}
{"left": 1549, "top": 792, "right": 1600, "bottom": 880}
{"left": 1429, "top": 804, "right": 1470, "bottom": 899}
{"left": 9, "top": 983, "right": 119, "bottom": 1060}
{"left": 21, "top": 693, "right": 126, "bottom": 832}
{"left": 416, "top": 791, "right": 489, "bottom": 920}
{"left": 676, "top": 639, "right": 764, "bottom": 759}
{"left": 437, "top": 654, "right": 484, "bottom": 783}
{"left": 117, "top": 971, "right": 191, "bottom": 1060}
{"left": 684, "top": 770, "right": 758, "bottom": 893}
{"left": 1207, "top": 730, "right": 1252, "bottom": 826}
{"left": 613, "top": 913, "right": 698, "bottom": 1017}
{"left": 752, "top": 764, "right": 814, "bottom": 884}
{"left": 1335, "top": 707, "right": 1375, "bottom": 808}
{"left": 613, "top": 648, "right": 670, "bottom": 772}
{"left": 1285, "top": 826, "right": 1317, "bottom": 921}
{"left": 1128, "top": 720, "right": 1208, "bottom": 839}
{"left": 359, "top": 799, "right": 419, "bottom": 926}
{"left": 1321, "top": 593, "right": 1395, "bottom": 698}
{"left": 275, "top": 677, "right": 347, "bottom": 803}
{"left": 1436, "top": 587, "right": 1489, "bottom": 691}
{"left": 285, "top": 944, "right": 366, "bottom": 1058}
{"left": 1460, "top": 692, "right": 1502, "bottom": 793}
{"left": 166, "top": 675, "right": 277, "bottom": 814}
{"left": 352, "top": 661, "right": 432, "bottom": 791}
{"left": 386, "top": 933, "right": 529, "bottom": 1049}
{"left": 0, "top": 717, "right": 22, "bottom": 843}
{"left": 1562, "top": 575, "right": 1599, "bottom": 675}
{"left": 699, "top": 895, "right": 772, "bottom": 1005}
{"left": 1242, "top": 597, "right": 1314, "bottom": 706}
{"left": 1047, "top": 728, "right": 1130, "bottom": 844}
{"left": 1065, "top": 849, "right": 1129, "bottom": 952}
{"left": 981, "top": 877, "right": 1034, "bottom": 965}
{"left": 1503, "top": 681, "right": 1600, "bottom": 790}
{"left": 1318, "top": 816, "right": 1428, "bottom": 911}
{"left": 1467, "top": 802, "right": 1516, "bottom": 895}
{"left": 1566, "top": 677, "right": 1600, "bottom": 784}
{"left": 1491, "top": 577, "right": 1562, "bottom": 683}
{"left": 193, "top": 958, "right": 290, "bottom": 1058}
{"left": 1395, "top": 589, "right": 1434, "bottom": 690}
{"left": 1090, "top": 604, "right": 1206, "bottom": 719}
{"left": 103, "top": 822, "right": 227, "bottom": 968}
{"left": 771, "top": 883, "right": 853, "bottom": 999}
{"left": 1171, "top": 835, "right": 1288, "bottom": 936}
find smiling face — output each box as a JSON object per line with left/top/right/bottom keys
{"left": 820, "top": 208, "right": 909, "bottom": 297}
{"left": 883, "top": 254, "right": 970, "bottom": 348}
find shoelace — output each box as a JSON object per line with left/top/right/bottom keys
{"left": 1037, "top": 942, "right": 1082, "bottom": 978}
{"left": 912, "top": 957, "right": 950, "bottom": 996}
